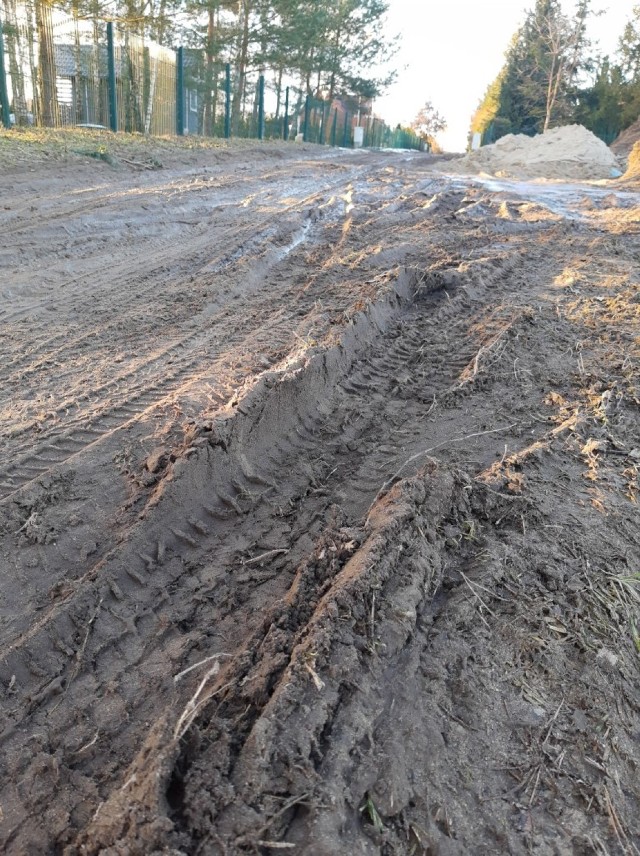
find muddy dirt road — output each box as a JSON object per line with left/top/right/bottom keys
{"left": 1, "top": 140, "right": 639, "bottom": 855}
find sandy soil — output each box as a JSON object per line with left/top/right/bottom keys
{"left": 1, "top": 134, "right": 639, "bottom": 856}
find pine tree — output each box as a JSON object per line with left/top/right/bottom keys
{"left": 618, "top": 8, "right": 640, "bottom": 81}
{"left": 575, "top": 59, "right": 628, "bottom": 143}
{"left": 470, "top": 0, "right": 593, "bottom": 143}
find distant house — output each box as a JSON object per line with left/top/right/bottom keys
{"left": 52, "top": 41, "right": 200, "bottom": 134}
{"left": 53, "top": 44, "right": 109, "bottom": 126}
{"left": 294, "top": 94, "right": 374, "bottom": 145}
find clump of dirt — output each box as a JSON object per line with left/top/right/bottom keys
{"left": 447, "top": 124, "right": 621, "bottom": 180}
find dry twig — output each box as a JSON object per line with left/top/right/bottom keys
{"left": 174, "top": 667, "right": 234, "bottom": 741}
{"left": 459, "top": 571, "right": 494, "bottom": 628}
{"left": 243, "top": 548, "right": 289, "bottom": 566}
{"left": 174, "top": 652, "right": 232, "bottom": 683}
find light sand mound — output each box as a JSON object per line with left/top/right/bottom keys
{"left": 448, "top": 124, "right": 621, "bottom": 181}
{"left": 611, "top": 116, "right": 640, "bottom": 165}
{"left": 620, "top": 140, "right": 640, "bottom": 187}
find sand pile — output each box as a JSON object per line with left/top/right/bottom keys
{"left": 611, "top": 116, "right": 640, "bottom": 165}
{"left": 448, "top": 124, "right": 621, "bottom": 180}
{"left": 619, "top": 140, "right": 640, "bottom": 187}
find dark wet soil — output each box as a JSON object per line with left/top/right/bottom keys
{"left": 1, "top": 142, "right": 639, "bottom": 856}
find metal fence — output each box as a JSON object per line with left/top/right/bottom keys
{"left": 0, "top": 2, "right": 422, "bottom": 149}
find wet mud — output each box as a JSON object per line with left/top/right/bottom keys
{"left": 1, "top": 144, "right": 639, "bottom": 855}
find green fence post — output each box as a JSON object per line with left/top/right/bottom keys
{"left": 283, "top": 86, "right": 289, "bottom": 140}
{"left": 176, "top": 46, "right": 184, "bottom": 135}
{"left": 330, "top": 108, "right": 337, "bottom": 147}
{"left": 106, "top": 22, "right": 118, "bottom": 132}
{"left": 224, "top": 63, "right": 231, "bottom": 138}
{"left": 257, "top": 73, "right": 264, "bottom": 140}
{"left": 342, "top": 111, "right": 349, "bottom": 147}
{"left": 0, "top": 18, "right": 11, "bottom": 129}
{"left": 303, "top": 94, "right": 310, "bottom": 142}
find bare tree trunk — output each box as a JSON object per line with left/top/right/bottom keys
{"left": 25, "top": 0, "right": 40, "bottom": 122}
{"left": 203, "top": 5, "right": 215, "bottom": 135}
{"left": 274, "top": 65, "right": 282, "bottom": 119}
{"left": 71, "top": 7, "right": 83, "bottom": 124}
{"left": 35, "top": 0, "right": 59, "bottom": 126}
{"left": 123, "top": 29, "right": 143, "bottom": 133}
{"left": 304, "top": 45, "right": 314, "bottom": 95}
{"left": 211, "top": 64, "right": 218, "bottom": 134}
{"left": 144, "top": 55, "right": 157, "bottom": 133}
{"left": 328, "top": 26, "right": 341, "bottom": 102}
{"left": 543, "top": 54, "right": 556, "bottom": 132}
{"left": 231, "top": 0, "right": 249, "bottom": 134}
{"left": 5, "top": 0, "right": 29, "bottom": 122}
{"left": 544, "top": 56, "right": 565, "bottom": 131}
{"left": 89, "top": 0, "right": 103, "bottom": 125}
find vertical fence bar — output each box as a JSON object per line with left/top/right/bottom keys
{"left": 283, "top": 86, "right": 289, "bottom": 140}
{"left": 106, "top": 22, "right": 118, "bottom": 132}
{"left": 0, "top": 18, "right": 10, "bottom": 129}
{"left": 330, "top": 108, "right": 337, "bottom": 147}
{"left": 175, "top": 45, "right": 184, "bottom": 135}
{"left": 342, "top": 111, "right": 350, "bottom": 147}
{"left": 224, "top": 63, "right": 231, "bottom": 138}
{"left": 302, "top": 94, "right": 310, "bottom": 142}
{"left": 257, "top": 73, "right": 264, "bottom": 140}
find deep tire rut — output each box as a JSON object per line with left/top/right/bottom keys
{"left": 1, "top": 233, "right": 532, "bottom": 853}
{"left": 4, "top": 150, "right": 639, "bottom": 856}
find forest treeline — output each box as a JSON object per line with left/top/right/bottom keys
{"left": 44, "top": 0, "right": 392, "bottom": 115}
{"left": 0, "top": 0, "right": 399, "bottom": 136}
{"left": 471, "top": 0, "right": 640, "bottom": 146}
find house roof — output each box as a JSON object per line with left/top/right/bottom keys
{"left": 53, "top": 44, "right": 110, "bottom": 78}
{"left": 53, "top": 43, "right": 203, "bottom": 81}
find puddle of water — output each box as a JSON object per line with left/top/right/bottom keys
{"left": 276, "top": 220, "right": 312, "bottom": 261}
{"left": 445, "top": 174, "right": 640, "bottom": 222}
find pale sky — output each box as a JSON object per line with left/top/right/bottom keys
{"left": 375, "top": 0, "right": 635, "bottom": 151}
